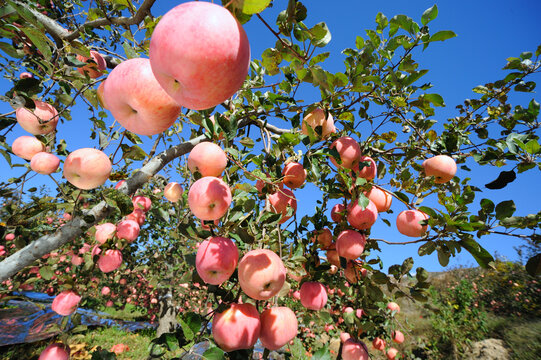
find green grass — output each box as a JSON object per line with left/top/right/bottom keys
{"left": 487, "top": 316, "right": 541, "bottom": 360}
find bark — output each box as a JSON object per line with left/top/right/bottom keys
{"left": 156, "top": 289, "right": 178, "bottom": 337}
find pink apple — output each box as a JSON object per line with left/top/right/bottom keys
{"left": 314, "top": 228, "right": 333, "bottom": 248}
{"left": 301, "top": 108, "right": 336, "bottom": 139}
{"left": 188, "top": 176, "right": 232, "bottom": 221}
{"left": 212, "top": 303, "right": 261, "bottom": 352}
{"left": 77, "top": 50, "right": 106, "bottom": 78}
{"left": 15, "top": 99, "right": 58, "bottom": 135}
{"left": 347, "top": 199, "right": 378, "bottom": 230}
{"left": 19, "top": 72, "right": 33, "bottom": 79}
{"left": 196, "top": 237, "right": 239, "bottom": 285}
{"left": 63, "top": 148, "right": 112, "bottom": 190}
{"left": 259, "top": 307, "right": 298, "bottom": 350}
{"left": 238, "top": 249, "right": 287, "bottom": 300}
{"left": 326, "top": 247, "right": 340, "bottom": 267}
{"left": 336, "top": 230, "right": 366, "bottom": 260}
{"left": 38, "top": 343, "right": 70, "bottom": 360}
{"left": 392, "top": 330, "right": 404, "bottom": 344}
{"left": 102, "top": 286, "right": 111, "bottom": 296}
{"left": 396, "top": 210, "right": 428, "bottom": 237}
{"left": 132, "top": 195, "right": 152, "bottom": 212}
{"left": 188, "top": 142, "right": 228, "bottom": 177}
{"left": 373, "top": 337, "right": 386, "bottom": 351}
{"left": 282, "top": 162, "right": 306, "bottom": 189}
{"left": 387, "top": 302, "right": 400, "bottom": 314}
{"left": 30, "top": 152, "right": 60, "bottom": 175}
{"left": 353, "top": 156, "right": 377, "bottom": 180}
{"left": 300, "top": 281, "right": 327, "bottom": 311}
{"left": 365, "top": 186, "right": 392, "bottom": 212}
{"left": 95, "top": 223, "right": 116, "bottom": 244}
{"left": 149, "top": 1, "right": 250, "bottom": 110}
{"left": 330, "top": 136, "right": 361, "bottom": 169}
{"left": 342, "top": 339, "right": 369, "bottom": 360}
{"left": 387, "top": 348, "right": 399, "bottom": 359}
{"left": 52, "top": 290, "right": 81, "bottom": 316}
{"left": 340, "top": 332, "right": 352, "bottom": 343}
{"left": 5, "top": 234, "right": 15, "bottom": 241}
{"left": 268, "top": 188, "right": 297, "bottom": 224}
{"left": 126, "top": 208, "right": 146, "bottom": 226}
{"left": 164, "top": 182, "right": 182, "bottom": 202}
{"left": 102, "top": 58, "right": 181, "bottom": 135}
{"left": 71, "top": 255, "right": 83, "bottom": 266}
{"left": 331, "top": 203, "right": 346, "bottom": 223}
{"left": 97, "top": 81, "right": 108, "bottom": 109}
{"left": 293, "top": 290, "right": 301, "bottom": 300}
{"left": 423, "top": 154, "right": 457, "bottom": 183}
{"left": 98, "top": 249, "right": 123, "bottom": 273}
{"left": 11, "top": 135, "right": 45, "bottom": 160}
{"left": 116, "top": 219, "right": 140, "bottom": 242}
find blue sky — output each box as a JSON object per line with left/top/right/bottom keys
{"left": 1, "top": 0, "right": 540, "bottom": 272}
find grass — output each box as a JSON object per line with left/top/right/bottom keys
{"left": 487, "top": 315, "right": 541, "bottom": 360}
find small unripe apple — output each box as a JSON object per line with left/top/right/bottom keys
{"left": 423, "top": 154, "right": 457, "bottom": 183}
{"left": 300, "top": 281, "right": 327, "bottom": 311}
{"left": 396, "top": 210, "right": 428, "bottom": 237}
{"left": 282, "top": 162, "right": 306, "bottom": 189}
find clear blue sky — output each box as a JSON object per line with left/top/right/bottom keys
{"left": 1, "top": 1, "right": 540, "bottom": 272}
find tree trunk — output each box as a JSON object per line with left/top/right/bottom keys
{"left": 156, "top": 289, "right": 178, "bottom": 337}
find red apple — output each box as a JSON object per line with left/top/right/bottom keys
{"left": 164, "top": 182, "right": 182, "bottom": 202}
{"left": 301, "top": 108, "right": 336, "bottom": 139}
{"left": 149, "top": 1, "right": 250, "bottom": 110}
{"left": 196, "top": 237, "right": 238, "bottom": 285}
{"left": 300, "top": 281, "right": 327, "bottom": 311}
{"left": 19, "top": 72, "right": 32, "bottom": 79}
{"left": 423, "top": 154, "right": 457, "bottom": 183}
{"left": 353, "top": 156, "right": 377, "bottom": 180}
{"left": 342, "top": 339, "right": 369, "bottom": 360}
{"left": 268, "top": 188, "right": 297, "bottom": 224}
{"left": 98, "top": 249, "right": 123, "bottom": 273}
{"left": 16, "top": 99, "right": 58, "bottom": 135}
{"left": 326, "top": 247, "right": 340, "bottom": 267}
{"left": 30, "top": 152, "right": 60, "bottom": 175}
{"left": 188, "top": 176, "right": 232, "bottom": 221}
{"left": 259, "top": 307, "right": 298, "bottom": 350}
{"left": 188, "top": 142, "right": 228, "bottom": 177}
{"left": 314, "top": 228, "right": 333, "bottom": 248}
{"left": 101, "top": 286, "right": 111, "bottom": 296}
{"left": 38, "top": 343, "right": 70, "bottom": 360}
{"left": 102, "top": 58, "right": 181, "bottom": 135}
{"left": 63, "top": 148, "right": 112, "bottom": 190}
{"left": 365, "top": 187, "right": 392, "bottom": 213}
{"left": 331, "top": 203, "right": 346, "bottom": 223}
{"left": 51, "top": 290, "right": 81, "bottom": 316}
{"left": 373, "top": 337, "right": 386, "bottom": 351}
{"left": 396, "top": 210, "right": 428, "bottom": 237}
{"left": 126, "top": 208, "right": 146, "bottom": 226}
{"left": 132, "top": 195, "right": 152, "bottom": 212}
{"left": 12, "top": 135, "right": 45, "bottom": 160}
{"left": 95, "top": 223, "right": 116, "bottom": 244}
{"left": 212, "top": 303, "right": 261, "bottom": 352}
{"left": 340, "top": 332, "right": 351, "bottom": 343}
{"left": 238, "top": 249, "right": 287, "bottom": 300}
{"left": 336, "top": 230, "right": 366, "bottom": 260}
{"left": 116, "top": 219, "right": 140, "bottom": 242}
{"left": 282, "top": 162, "right": 306, "bottom": 189}
{"left": 392, "top": 330, "right": 404, "bottom": 343}
{"left": 5, "top": 234, "right": 15, "bottom": 241}
{"left": 387, "top": 348, "right": 399, "bottom": 360}
{"left": 77, "top": 50, "right": 106, "bottom": 78}
{"left": 347, "top": 199, "right": 378, "bottom": 230}
{"left": 387, "top": 302, "right": 400, "bottom": 314}
{"left": 330, "top": 136, "right": 361, "bottom": 169}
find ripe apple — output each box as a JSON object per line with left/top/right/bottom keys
{"left": 259, "top": 307, "right": 298, "bottom": 350}
{"left": 353, "top": 156, "right": 377, "bottom": 180}
{"left": 387, "top": 347, "right": 399, "bottom": 360}
{"left": 423, "top": 154, "right": 457, "bottom": 183}
{"left": 268, "top": 188, "right": 297, "bottom": 224}
{"left": 16, "top": 99, "right": 58, "bottom": 135}
{"left": 372, "top": 337, "right": 386, "bottom": 351}
{"left": 330, "top": 136, "right": 361, "bottom": 169}
{"left": 98, "top": 249, "right": 123, "bottom": 273}
{"left": 300, "top": 281, "right": 327, "bottom": 311}
{"left": 396, "top": 210, "right": 428, "bottom": 237}
{"left": 149, "top": 1, "right": 250, "bottom": 110}
{"left": 164, "top": 182, "right": 182, "bottom": 202}
{"left": 392, "top": 330, "right": 404, "bottom": 344}
{"left": 342, "top": 339, "right": 369, "bottom": 360}
{"left": 95, "top": 223, "right": 116, "bottom": 244}
{"left": 301, "top": 108, "right": 336, "bottom": 139}
{"left": 30, "top": 152, "right": 60, "bottom": 175}
{"left": 212, "top": 303, "right": 261, "bottom": 352}
{"left": 77, "top": 50, "right": 106, "bottom": 78}
{"left": 336, "top": 230, "right": 366, "bottom": 260}
{"left": 188, "top": 142, "right": 228, "bottom": 177}
{"left": 347, "top": 199, "right": 378, "bottom": 230}
{"left": 188, "top": 176, "right": 232, "bottom": 221}
{"left": 102, "top": 58, "right": 181, "bottom": 135}
{"left": 12, "top": 135, "right": 45, "bottom": 160}
{"left": 282, "top": 162, "right": 306, "bottom": 189}
{"left": 365, "top": 186, "right": 392, "bottom": 212}
{"left": 63, "top": 148, "right": 112, "bottom": 190}
{"left": 196, "top": 237, "right": 238, "bottom": 285}
{"left": 132, "top": 195, "right": 152, "bottom": 212}
{"left": 5, "top": 234, "right": 15, "bottom": 241}
{"left": 340, "top": 332, "right": 351, "bottom": 343}
{"left": 314, "top": 228, "right": 333, "bottom": 248}
{"left": 326, "top": 246, "right": 340, "bottom": 267}
{"left": 19, "top": 72, "right": 33, "bottom": 79}
{"left": 116, "top": 219, "right": 140, "bottom": 242}
{"left": 387, "top": 301, "right": 400, "bottom": 314}
{"left": 238, "top": 249, "right": 287, "bottom": 300}
{"left": 331, "top": 203, "right": 346, "bottom": 223}
{"left": 38, "top": 343, "right": 70, "bottom": 360}
{"left": 126, "top": 208, "right": 146, "bottom": 226}
{"left": 51, "top": 290, "right": 81, "bottom": 316}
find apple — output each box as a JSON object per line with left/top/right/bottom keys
{"left": 19, "top": 72, "right": 32, "bottom": 79}
{"left": 16, "top": 99, "right": 58, "bottom": 135}
{"left": 38, "top": 343, "right": 70, "bottom": 360}
{"left": 126, "top": 208, "right": 146, "bottom": 226}
{"left": 188, "top": 142, "right": 228, "bottom": 177}
{"left": 301, "top": 108, "right": 336, "bottom": 139}
{"left": 268, "top": 188, "right": 297, "bottom": 224}
{"left": 336, "top": 230, "right": 366, "bottom": 260}
{"left": 392, "top": 330, "right": 404, "bottom": 344}
{"left": 365, "top": 186, "right": 392, "bottom": 212}
{"left": 97, "top": 249, "right": 123, "bottom": 273}
{"left": 330, "top": 136, "right": 361, "bottom": 169}
{"left": 387, "top": 348, "right": 399, "bottom": 360}
{"left": 259, "top": 307, "right": 298, "bottom": 350}
{"left": 132, "top": 196, "right": 152, "bottom": 212}
{"left": 149, "top": 1, "right": 250, "bottom": 110}
{"left": 372, "top": 337, "right": 386, "bottom": 351}
{"left": 347, "top": 199, "right": 378, "bottom": 230}
{"left": 238, "top": 249, "right": 287, "bottom": 300}
{"left": 5, "top": 234, "right": 15, "bottom": 241}
{"left": 326, "top": 246, "right": 340, "bottom": 267}
{"left": 423, "top": 154, "right": 457, "bottom": 183}
{"left": 102, "top": 58, "right": 181, "bottom": 135}
{"left": 11, "top": 135, "right": 45, "bottom": 160}
{"left": 188, "top": 176, "right": 232, "bottom": 221}
{"left": 353, "top": 156, "right": 377, "bottom": 180}
{"left": 340, "top": 332, "right": 351, "bottom": 343}
{"left": 63, "top": 148, "right": 112, "bottom": 190}
{"left": 342, "top": 339, "right": 369, "bottom": 360}
{"left": 314, "top": 228, "right": 333, "bottom": 248}
{"left": 300, "top": 281, "right": 327, "bottom": 311}
{"left": 387, "top": 302, "right": 400, "bottom": 314}
{"left": 196, "top": 237, "right": 238, "bottom": 285}
{"left": 77, "top": 50, "right": 106, "bottom": 78}
{"left": 116, "top": 219, "right": 140, "bottom": 242}
{"left": 164, "top": 182, "right": 182, "bottom": 202}
{"left": 30, "top": 152, "right": 60, "bottom": 175}
{"left": 331, "top": 203, "right": 346, "bottom": 223}
{"left": 52, "top": 290, "right": 81, "bottom": 316}
{"left": 396, "top": 210, "right": 428, "bottom": 237}
{"left": 212, "top": 303, "right": 261, "bottom": 352}
{"left": 110, "top": 343, "right": 130, "bottom": 355}
{"left": 282, "top": 162, "right": 306, "bottom": 189}
{"left": 95, "top": 223, "right": 116, "bottom": 244}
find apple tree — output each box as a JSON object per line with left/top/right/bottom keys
{"left": 0, "top": 0, "right": 540, "bottom": 359}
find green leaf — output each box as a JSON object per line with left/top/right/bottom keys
{"left": 375, "top": 12, "right": 388, "bottom": 32}
{"left": 19, "top": 27, "right": 52, "bottom": 60}
{"left": 437, "top": 247, "right": 450, "bottom": 267}
{"left": 290, "top": 338, "right": 307, "bottom": 360}
{"left": 459, "top": 238, "right": 494, "bottom": 269}
{"left": 39, "top": 266, "right": 54, "bottom": 280}
{"left": 232, "top": 0, "right": 271, "bottom": 14}
{"left": 480, "top": 198, "right": 495, "bottom": 213}
{"left": 393, "top": 191, "right": 409, "bottom": 204}
{"left": 429, "top": 30, "right": 457, "bottom": 43}
{"left": 418, "top": 241, "right": 436, "bottom": 256}
{"left": 121, "top": 144, "right": 148, "bottom": 161}
{"left": 308, "top": 22, "right": 332, "bottom": 47}
{"left": 525, "top": 253, "right": 541, "bottom": 276}
{"left": 122, "top": 41, "right": 138, "bottom": 59}
{"left": 102, "top": 188, "right": 134, "bottom": 216}
{"left": 262, "top": 48, "right": 282, "bottom": 76}
{"left": 202, "top": 345, "right": 225, "bottom": 360}
{"left": 424, "top": 93, "right": 445, "bottom": 107}
{"left": 356, "top": 193, "right": 370, "bottom": 209}
{"left": 495, "top": 200, "right": 516, "bottom": 220}
{"left": 0, "top": 42, "right": 23, "bottom": 58}
{"left": 421, "top": 4, "right": 438, "bottom": 25}
{"left": 312, "top": 347, "right": 332, "bottom": 360}
{"left": 239, "top": 137, "right": 254, "bottom": 148}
